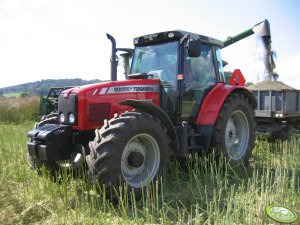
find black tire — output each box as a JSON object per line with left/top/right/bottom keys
{"left": 86, "top": 111, "right": 171, "bottom": 200}
{"left": 212, "top": 93, "right": 255, "bottom": 166}
{"left": 27, "top": 115, "right": 86, "bottom": 179}
{"left": 27, "top": 153, "right": 59, "bottom": 178}
{"left": 268, "top": 131, "right": 280, "bottom": 143}
{"left": 27, "top": 150, "right": 86, "bottom": 179}
{"left": 279, "top": 125, "right": 296, "bottom": 141}
{"left": 269, "top": 125, "right": 296, "bottom": 142}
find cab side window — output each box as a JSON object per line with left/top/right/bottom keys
{"left": 185, "top": 44, "right": 216, "bottom": 89}
{"left": 215, "top": 47, "right": 225, "bottom": 82}
{"left": 182, "top": 44, "right": 216, "bottom": 121}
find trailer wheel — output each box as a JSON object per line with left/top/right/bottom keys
{"left": 280, "top": 125, "right": 296, "bottom": 141}
{"left": 27, "top": 117, "right": 86, "bottom": 179}
{"left": 269, "top": 125, "right": 296, "bottom": 142}
{"left": 212, "top": 93, "right": 255, "bottom": 166}
{"left": 86, "top": 111, "right": 171, "bottom": 200}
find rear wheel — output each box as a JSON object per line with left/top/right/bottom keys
{"left": 212, "top": 93, "right": 255, "bottom": 166}
{"left": 86, "top": 111, "right": 171, "bottom": 200}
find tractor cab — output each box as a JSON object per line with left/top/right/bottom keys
{"left": 127, "top": 31, "right": 225, "bottom": 123}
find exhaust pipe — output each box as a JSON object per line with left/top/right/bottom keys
{"left": 106, "top": 33, "right": 118, "bottom": 81}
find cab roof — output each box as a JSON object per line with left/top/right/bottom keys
{"left": 133, "top": 30, "right": 224, "bottom": 48}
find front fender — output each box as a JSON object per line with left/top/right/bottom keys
{"left": 120, "top": 99, "right": 179, "bottom": 153}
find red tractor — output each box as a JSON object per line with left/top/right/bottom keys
{"left": 27, "top": 21, "right": 271, "bottom": 198}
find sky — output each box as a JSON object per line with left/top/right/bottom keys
{"left": 0, "top": 0, "right": 299, "bottom": 89}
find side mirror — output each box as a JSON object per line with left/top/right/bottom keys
{"left": 188, "top": 38, "right": 201, "bottom": 57}
{"left": 222, "top": 60, "right": 228, "bottom": 67}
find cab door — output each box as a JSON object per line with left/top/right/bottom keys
{"left": 181, "top": 44, "right": 217, "bottom": 122}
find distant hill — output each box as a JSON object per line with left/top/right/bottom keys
{"left": 0, "top": 78, "right": 103, "bottom": 96}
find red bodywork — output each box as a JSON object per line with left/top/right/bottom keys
{"left": 61, "top": 71, "right": 252, "bottom": 131}
{"left": 196, "top": 71, "right": 251, "bottom": 126}
{"left": 228, "top": 69, "right": 246, "bottom": 86}
{"left": 63, "top": 79, "right": 161, "bottom": 131}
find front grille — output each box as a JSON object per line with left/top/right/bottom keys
{"left": 88, "top": 103, "right": 111, "bottom": 123}
{"left": 58, "top": 94, "right": 78, "bottom": 125}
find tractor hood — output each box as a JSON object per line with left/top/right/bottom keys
{"left": 61, "top": 79, "right": 161, "bottom": 97}
{"left": 59, "top": 79, "right": 161, "bottom": 131}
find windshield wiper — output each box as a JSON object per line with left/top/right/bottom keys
{"left": 127, "top": 73, "right": 153, "bottom": 79}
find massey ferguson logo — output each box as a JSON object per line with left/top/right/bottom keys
{"left": 107, "top": 85, "right": 160, "bottom": 94}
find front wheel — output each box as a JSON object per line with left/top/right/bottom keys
{"left": 27, "top": 146, "right": 86, "bottom": 179}
{"left": 86, "top": 111, "right": 171, "bottom": 200}
{"left": 212, "top": 93, "right": 255, "bottom": 166}
{"left": 27, "top": 116, "right": 86, "bottom": 179}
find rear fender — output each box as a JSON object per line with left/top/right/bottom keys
{"left": 196, "top": 83, "right": 257, "bottom": 125}
{"left": 120, "top": 99, "right": 179, "bottom": 154}
{"left": 195, "top": 83, "right": 256, "bottom": 152}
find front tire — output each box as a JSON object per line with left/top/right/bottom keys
{"left": 27, "top": 146, "right": 86, "bottom": 179}
{"left": 86, "top": 111, "right": 171, "bottom": 199}
{"left": 212, "top": 93, "right": 255, "bottom": 166}
{"left": 27, "top": 153, "right": 58, "bottom": 177}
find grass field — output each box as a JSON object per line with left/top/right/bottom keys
{"left": 0, "top": 97, "right": 39, "bottom": 123}
{"left": 0, "top": 123, "right": 299, "bottom": 224}
{"left": 2, "top": 92, "right": 22, "bottom": 98}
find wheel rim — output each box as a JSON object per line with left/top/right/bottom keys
{"left": 58, "top": 153, "right": 83, "bottom": 169}
{"left": 225, "top": 110, "right": 249, "bottom": 160}
{"left": 57, "top": 145, "right": 85, "bottom": 170}
{"left": 121, "top": 133, "right": 160, "bottom": 188}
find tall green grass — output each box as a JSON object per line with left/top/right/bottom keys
{"left": 0, "top": 123, "right": 299, "bottom": 224}
{"left": 0, "top": 97, "right": 39, "bottom": 123}
{"left": 2, "top": 92, "right": 22, "bottom": 98}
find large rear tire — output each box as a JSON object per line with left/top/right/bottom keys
{"left": 212, "top": 93, "right": 255, "bottom": 166}
{"left": 86, "top": 111, "right": 171, "bottom": 200}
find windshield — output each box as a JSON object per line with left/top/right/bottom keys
{"left": 131, "top": 41, "right": 179, "bottom": 86}
{"left": 131, "top": 41, "right": 179, "bottom": 121}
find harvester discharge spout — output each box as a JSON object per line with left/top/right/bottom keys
{"left": 222, "top": 19, "right": 270, "bottom": 48}
{"left": 222, "top": 19, "right": 276, "bottom": 80}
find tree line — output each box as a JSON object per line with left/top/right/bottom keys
{"left": 0, "top": 78, "right": 102, "bottom": 96}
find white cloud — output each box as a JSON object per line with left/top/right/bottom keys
{"left": 0, "top": 0, "right": 113, "bottom": 87}
{"left": 0, "top": 0, "right": 299, "bottom": 89}
{"left": 276, "top": 54, "right": 300, "bottom": 90}
{"left": 221, "top": 37, "right": 256, "bottom": 82}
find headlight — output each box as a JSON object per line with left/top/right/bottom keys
{"left": 133, "top": 38, "right": 139, "bottom": 45}
{"left": 168, "top": 32, "right": 175, "bottom": 38}
{"left": 69, "top": 113, "right": 75, "bottom": 124}
{"left": 59, "top": 113, "right": 65, "bottom": 123}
